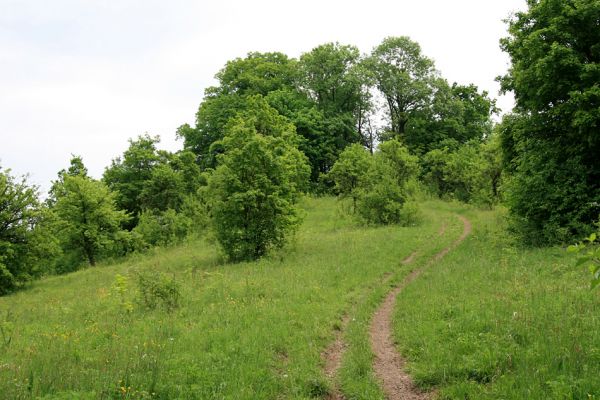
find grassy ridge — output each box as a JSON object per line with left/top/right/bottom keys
{"left": 0, "top": 197, "right": 446, "bottom": 400}
{"left": 393, "top": 207, "right": 600, "bottom": 399}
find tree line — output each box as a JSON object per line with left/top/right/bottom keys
{"left": 1, "top": 0, "right": 598, "bottom": 294}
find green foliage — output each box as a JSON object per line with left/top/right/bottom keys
{"left": 499, "top": 0, "right": 600, "bottom": 244}
{"left": 330, "top": 140, "right": 420, "bottom": 225}
{"left": 369, "top": 36, "right": 436, "bottom": 137}
{"left": 180, "top": 46, "right": 373, "bottom": 186}
{"left": 355, "top": 159, "right": 407, "bottom": 224}
{"left": 502, "top": 130, "right": 597, "bottom": 245}
{"left": 216, "top": 52, "right": 297, "bottom": 97}
{"left": 422, "top": 139, "right": 502, "bottom": 208}
{"left": 53, "top": 175, "right": 129, "bottom": 268}
{"left": 178, "top": 52, "right": 298, "bottom": 170}
{"left": 568, "top": 229, "right": 600, "bottom": 289}
{"left": 133, "top": 209, "right": 193, "bottom": 249}
{"left": 0, "top": 168, "right": 51, "bottom": 294}
{"left": 208, "top": 100, "right": 310, "bottom": 261}
{"left": 135, "top": 270, "right": 181, "bottom": 311}
{"left": 327, "top": 144, "right": 372, "bottom": 209}
{"left": 354, "top": 141, "right": 420, "bottom": 225}
{"left": 103, "top": 135, "right": 162, "bottom": 226}
{"left": 139, "top": 164, "right": 186, "bottom": 212}
{"left": 298, "top": 42, "right": 365, "bottom": 150}
{"left": 405, "top": 80, "right": 497, "bottom": 155}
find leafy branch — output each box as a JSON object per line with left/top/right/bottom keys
{"left": 568, "top": 232, "right": 600, "bottom": 290}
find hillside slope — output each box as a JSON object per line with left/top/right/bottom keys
{"left": 0, "top": 197, "right": 461, "bottom": 399}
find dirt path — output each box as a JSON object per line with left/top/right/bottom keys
{"left": 369, "top": 215, "right": 472, "bottom": 400}
{"left": 322, "top": 315, "right": 349, "bottom": 400}
{"left": 322, "top": 249, "right": 422, "bottom": 400}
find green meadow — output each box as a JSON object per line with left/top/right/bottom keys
{"left": 0, "top": 198, "right": 598, "bottom": 399}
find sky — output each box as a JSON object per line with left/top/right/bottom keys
{"left": 0, "top": 0, "right": 526, "bottom": 193}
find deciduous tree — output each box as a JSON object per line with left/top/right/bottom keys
{"left": 208, "top": 101, "right": 309, "bottom": 261}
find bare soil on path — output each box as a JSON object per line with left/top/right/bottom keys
{"left": 322, "top": 250, "right": 421, "bottom": 400}
{"left": 369, "top": 215, "right": 472, "bottom": 400}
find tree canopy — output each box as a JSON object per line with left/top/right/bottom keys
{"left": 208, "top": 102, "right": 310, "bottom": 261}
{"left": 499, "top": 0, "right": 600, "bottom": 244}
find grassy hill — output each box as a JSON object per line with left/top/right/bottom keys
{"left": 0, "top": 197, "right": 598, "bottom": 399}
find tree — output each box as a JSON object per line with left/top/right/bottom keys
{"left": 329, "top": 140, "right": 420, "bottom": 225}
{"left": 499, "top": 0, "right": 600, "bottom": 243}
{"left": 178, "top": 52, "right": 298, "bottom": 170}
{"left": 53, "top": 175, "right": 128, "bottom": 267}
{"left": 328, "top": 143, "right": 372, "bottom": 211}
{"left": 421, "top": 139, "right": 502, "bottom": 208}
{"left": 103, "top": 135, "right": 162, "bottom": 227}
{"left": 208, "top": 102, "right": 310, "bottom": 262}
{"left": 215, "top": 52, "right": 297, "bottom": 97}
{"left": 0, "top": 167, "right": 50, "bottom": 294}
{"left": 355, "top": 140, "right": 419, "bottom": 225}
{"left": 47, "top": 155, "right": 89, "bottom": 206}
{"left": 405, "top": 80, "right": 497, "bottom": 155}
{"left": 369, "top": 36, "right": 436, "bottom": 138}
{"left": 298, "top": 43, "right": 363, "bottom": 116}
{"left": 140, "top": 164, "right": 186, "bottom": 212}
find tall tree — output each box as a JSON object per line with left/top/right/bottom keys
{"left": 215, "top": 52, "right": 298, "bottom": 97}
{"left": 405, "top": 80, "right": 497, "bottom": 155}
{"left": 47, "top": 155, "right": 89, "bottom": 206}
{"left": 178, "top": 52, "right": 298, "bottom": 170}
{"left": 499, "top": 0, "right": 600, "bottom": 244}
{"left": 298, "top": 43, "right": 363, "bottom": 115}
{"left": 103, "top": 135, "right": 162, "bottom": 227}
{"left": 297, "top": 43, "right": 372, "bottom": 174}
{"left": 369, "top": 36, "right": 437, "bottom": 138}
{"left": 54, "top": 175, "right": 128, "bottom": 267}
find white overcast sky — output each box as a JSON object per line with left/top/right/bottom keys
{"left": 0, "top": 0, "right": 526, "bottom": 193}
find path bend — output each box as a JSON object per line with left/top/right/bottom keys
{"left": 370, "top": 215, "right": 472, "bottom": 400}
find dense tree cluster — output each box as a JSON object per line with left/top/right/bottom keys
{"left": 499, "top": 0, "right": 600, "bottom": 244}
{"left": 15, "top": 21, "right": 594, "bottom": 294}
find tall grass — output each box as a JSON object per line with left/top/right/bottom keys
{"left": 0, "top": 197, "right": 445, "bottom": 399}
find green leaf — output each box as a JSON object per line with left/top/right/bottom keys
{"left": 575, "top": 256, "right": 590, "bottom": 267}
{"left": 566, "top": 244, "right": 580, "bottom": 253}
{"left": 589, "top": 233, "right": 597, "bottom": 243}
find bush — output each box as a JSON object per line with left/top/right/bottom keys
{"left": 135, "top": 271, "right": 181, "bottom": 311}
{"left": 422, "top": 139, "right": 501, "bottom": 208}
{"left": 356, "top": 157, "right": 406, "bottom": 224}
{"left": 328, "top": 144, "right": 372, "bottom": 211}
{"left": 330, "top": 140, "right": 421, "bottom": 226}
{"left": 133, "top": 209, "right": 193, "bottom": 249}
{"left": 503, "top": 135, "right": 597, "bottom": 245}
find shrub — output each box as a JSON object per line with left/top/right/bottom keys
{"left": 135, "top": 271, "right": 181, "bottom": 311}
{"left": 330, "top": 139, "right": 421, "bottom": 226}
{"left": 133, "top": 209, "right": 193, "bottom": 249}
{"left": 422, "top": 139, "right": 501, "bottom": 208}
{"left": 355, "top": 157, "right": 406, "bottom": 224}
{"left": 328, "top": 144, "right": 372, "bottom": 211}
